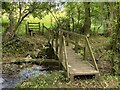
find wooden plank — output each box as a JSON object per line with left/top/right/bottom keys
{"left": 58, "top": 29, "right": 85, "bottom": 38}
{"left": 28, "top": 22, "right": 40, "bottom": 24}
{"left": 64, "top": 45, "right": 99, "bottom": 80}
{"left": 51, "top": 30, "right": 100, "bottom": 81}
{"left": 28, "top": 27, "right": 40, "bottom": 29}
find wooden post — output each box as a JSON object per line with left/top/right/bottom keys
{"left": 48, "top": 29, "right": 51, "bottom": 44}
{"left": 25, "top": 23, "right": 27, "bottom": 35}
{"left": 55, "top": 30, "right": 59, "bottom": 54}
{"left": 39, "top": 22, "right": 40, "bottom": 34}
{"left": 63, "top": 36, "right": 70, "bottom": 79}
{"left": 66, "top": 33, "right": 69, "bottom": 46}
{"left": 59, "top": 31, "right": 63, "bottom": 62}
{"left": 42, "top": 23, "right": 44, "bottom": 35}
{"left": 70, "top": 74, "right": 74, "bottom": 81}
{"left": 84, "top": 37, "right": 87, "bottom": 60}
{"left": 75, "top": 36, "right": 79, "bottom": 53}
{"left": 51, "top": 30, "right": 54, "bottom": 47}
{"left": 27, "top": 22, "right": 29, "bottom": 35}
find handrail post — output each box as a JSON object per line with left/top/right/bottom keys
{"left": 55, "top": 30, "right": 59, "bottom": 54}
{"left": 66, "top": 33, "right": 69, "bottom": 46}
{"left": 25, "top": 23, "right": 28, "bottom": 35}
{"left": 51, "top": 30, "right": 54, "bottom": 47}
{"left": 84, "top": 37, "right": 87, "bottom": 60}
{"left": 48, "top": 29, "right": 51, "bottom": 44}
{"left": 75, "top": 36, "right": 79, "bottom": 53}
{"left": 63, "top": 36, "right": 70, "bottom": 79}
{"left": 42, "top": 23, "right": 44, "bottom": 35}
{"left": 59, "top": 31, "right": 63, "bottom": 62}
{"left": 39, "top": 22, "right": 40, "bottom": 34}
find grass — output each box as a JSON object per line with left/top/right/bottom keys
{"left": 1, "top": 12, "right": 66, "bottom": 35}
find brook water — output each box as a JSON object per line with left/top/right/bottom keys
{"left": 1, "top": 64, "right": 48, "bottom": 89}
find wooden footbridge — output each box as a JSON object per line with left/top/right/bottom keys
{"left": 25, "top": 22, "right": 100, "bottom": 81}
{"left": 48, "top": 29, "right": 100, "bottom": 81}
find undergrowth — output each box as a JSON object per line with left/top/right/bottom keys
{"left": 16, "top": 71, "right": 67, "bottom": 88}
{"left": 16, "top": 70, "right": 118, "bottom": 88}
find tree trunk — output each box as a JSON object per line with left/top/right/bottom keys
{"left": 3, "top": 10, "right": 16, "bottom": 43}
{"left": 77, "top": 8, "right": 80, "bottom": 32}
{"left": 3, "top": 7, "right": 34, "bottom": 44}
{"left": 111, "top": 2, "right": 120, "bottom": 75}
{"left": 77, "top": 8, "right": 80, "bottom": 26}
{"left": 83, "top": 2, "right": 91, "bottom": 35}
{"left": 71, "top": 17, "right": 74, "bottom": 32}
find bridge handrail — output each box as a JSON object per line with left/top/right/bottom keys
{"left": 58, "top": 29, "right": 85, "bottom": 38}
{"left": 49, "top": 29, "right": 99, "bottom": 77}
{"left": 56, "top": 29, "right": 99, "bottom": 71}
{"left": 85, "top": 37, "right": 99, "bottom": 71}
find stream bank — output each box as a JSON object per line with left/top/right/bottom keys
{"left": 2, "top": 62, "right": 62, "bottom": 88}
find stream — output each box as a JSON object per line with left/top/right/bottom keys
{"left": 1, "top": 64, "right": 48, "bottom": 89}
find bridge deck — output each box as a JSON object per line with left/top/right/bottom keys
{"left": 63, "top": 46, "right": 99, "bottom": 81}
{"left": 52, "top": 40, "right": 99, "bottom": 81}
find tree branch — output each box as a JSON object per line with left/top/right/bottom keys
{"left": 17, "top": 2, "right": 22, "bottom": 24}
{"left": 47, "top": 8, "right": 60, "bottom": 26}
{"left": 15, "top": 8, "right": 35, "bottom": 31}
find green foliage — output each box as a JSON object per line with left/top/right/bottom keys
{"left": 1, "top": 15, "right": 9, "bottom": 33}
{"left": 2, "top": 2, "right": 58, "bottom": 38}
{"left": 2, "top": 2, "right": 13, "bottom": 13}
{"left": 3, "top": 39, "right": 25, "bottom": 55}
{"left": 2, "top": 36, "right": 36, "bottom": 56}
{"left": 16, "top": 71, "right": 66, "bottom": 88}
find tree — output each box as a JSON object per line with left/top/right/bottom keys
{"left": 2, "top": 2, "right": 55, "bottom": 43}
{"left": 83, "top": 2, "right": 91, "bottom": 35}
{"left": 65, "top": 2, "right": 91, "bottom": 35}
{"left": 111, "top": 2, "right": 120, "bottom": 75}
{"left": 65, "top": 2, "right": 76, "bottom": 32}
